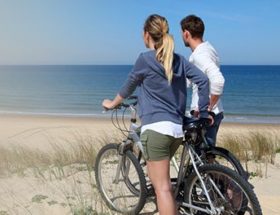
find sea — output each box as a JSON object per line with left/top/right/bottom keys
{"left": 0, "top": 65, "right": 279, "bottom": 124}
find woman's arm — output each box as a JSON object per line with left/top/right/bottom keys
{"left": 185, "top": 61, "right": 210, "bottom": 118}
{"left": 102, "top": 94, "right": 124, "bottom": 110}
{"left": 102, "top": 53, "right": 146, "bottom": 110}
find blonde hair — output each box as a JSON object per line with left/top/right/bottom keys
{"left": 144, "top": 14, "right": 174, "bottom": 84}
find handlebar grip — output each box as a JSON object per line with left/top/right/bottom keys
{"left": 127, "top": 95, "right": 138, "bottom": 100}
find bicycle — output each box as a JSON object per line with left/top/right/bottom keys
{"left": 94, "top": 97, "right": 262, "bottom": 214}
{"left": 183, "top": 116, "right": 250, "bottom": 180}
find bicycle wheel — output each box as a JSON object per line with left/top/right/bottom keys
{"left": 204, "top": 147, "right": 249, "bottom": 180}
{"left": 184, "top": 164, "right": 262, "bottom": 215}
{"left": 94, "top": 143, "right": 147, "bottom": 214}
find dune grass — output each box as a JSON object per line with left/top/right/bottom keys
{"left": 0, "top": 132, "right": 122, "bottom": 214}
{"left": 0, "top": 130, "right": 279, "bottom": 213}
{"left": 0, "top": 132, "right": 122, "bottom": 176}
{"left": 219, "top": 130, "right": 280, "bottom": 177}
{"left": 2, "top": 130, "right": 277, "bottom": 177}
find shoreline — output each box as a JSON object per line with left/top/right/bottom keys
{"left": 0, "top": 112, "right": 280, "bottom": 125}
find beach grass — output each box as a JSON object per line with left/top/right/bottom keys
{"left": 0, "top": 132, "right": 123, "bottom": 214}
{"left": 219, "top": 130, "right": 280, "bottom": 177}
{"left": 0, "top": 129, "right": 279, "bottom": 214}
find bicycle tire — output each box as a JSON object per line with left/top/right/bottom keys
{"left": 121, "top": 150, "right": 144, "bottom": 196}
{"left": 94, "top": 143, "right": 147, "bottom": 215}
{"left": 183, "top": 164, "right": 262, "bottom": 215}
{"left": 205, "top": 147, "right": 249, "bottom": 180}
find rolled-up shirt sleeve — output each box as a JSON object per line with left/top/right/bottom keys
{"left": 194, "top": 54, "right": 225, "bottom": 95}
{"left": 119, "top": 54, "right": 146, "bottom": 98}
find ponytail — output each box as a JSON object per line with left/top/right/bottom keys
{"left": 144, "top": 14, "right": 175, "bottom": 84}
{"left": 156, "top": 34, "right": 174, "bottom": 84}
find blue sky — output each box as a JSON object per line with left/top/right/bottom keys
{"left": 0, "top": 0, "right": 279, "bottom": 65}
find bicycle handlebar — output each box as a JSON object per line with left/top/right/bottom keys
{"left": 115, "top": 96, "right": 138, "bottom": 109}
{"left": 183, "top": 116, "right": 212, "bottom": 131}
{"left": 190, "top": 110, "right": 216, "bottom": 118}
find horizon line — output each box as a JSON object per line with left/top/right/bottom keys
{"left": 0, "top": 64, "right": 280, "bottom": 66}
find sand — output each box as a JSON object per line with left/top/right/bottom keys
{"left": 0, "top": 114, "right": 279, "bottom": 214}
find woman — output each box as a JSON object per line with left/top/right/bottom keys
{"left": 102, "top": 14, "right": 210, "bottom": 215}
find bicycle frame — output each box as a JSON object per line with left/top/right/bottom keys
{"left": 175, "top": 141, "right": 228, "bottom": 214}
{"left": 117, "top": 105, "right": 179, "bottom": 170}
{"left": 112, "top": 103, "right": 227, "bottom": 214}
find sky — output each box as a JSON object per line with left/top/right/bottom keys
{"left": 0, "top": 0, "right": 279, "bottom": 65}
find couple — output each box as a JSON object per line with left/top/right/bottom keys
{"left": 102, "top": 14, "right": 225, "bottom": 215}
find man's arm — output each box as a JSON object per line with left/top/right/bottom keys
{"left": 209, "top": 95, "right": 220, "bottom": 111}
{"left": 195, "top": 54, "right": 225, "bottom": 111}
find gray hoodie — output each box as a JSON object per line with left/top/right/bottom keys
{"left": 119, "top": 50, "right": 209, "bottom": 126}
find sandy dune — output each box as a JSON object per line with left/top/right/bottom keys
{"left": 0, "top": 114, "right": 279, "bottom": 214}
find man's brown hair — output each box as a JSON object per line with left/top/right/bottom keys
{"left": 180, "top": 15, "right": 205, "bottom": 38}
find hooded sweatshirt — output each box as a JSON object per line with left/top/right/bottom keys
{"left": 119, "top": 50, "right": 209, "bottom": 126}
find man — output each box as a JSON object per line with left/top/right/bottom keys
{"left": 181, "top": 15, "right": 225, "bottom": 146}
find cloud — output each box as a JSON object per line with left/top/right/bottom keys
{"left": 205, "top": 11, "right": 256, "bottom": 23}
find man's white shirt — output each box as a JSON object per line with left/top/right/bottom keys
{"left": 189, "top": 41, "right": 225, "bottom": 115}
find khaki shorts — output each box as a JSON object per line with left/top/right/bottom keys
{"left": 140, "top": 129, "right": 182, "bottom": 161}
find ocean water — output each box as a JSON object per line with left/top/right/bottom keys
{"left": 0, "top": 65, "right": 279, "bottom": 124}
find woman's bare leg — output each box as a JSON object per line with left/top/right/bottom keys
{"left": 147, "top": 159, "right": 176, "bottom": 215}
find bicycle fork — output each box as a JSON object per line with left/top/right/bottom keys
{"left": 113, "top": 141, "right": 128, "bottom": 184}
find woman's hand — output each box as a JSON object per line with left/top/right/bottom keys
{"left": 102, "top": 99, "right": 115, "bottom": 110}
{"left": 191, "top": 109, "right": 215, "bottom": 126}
{"left": 102, "top": 94, "right": 124, "bottom": 110}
